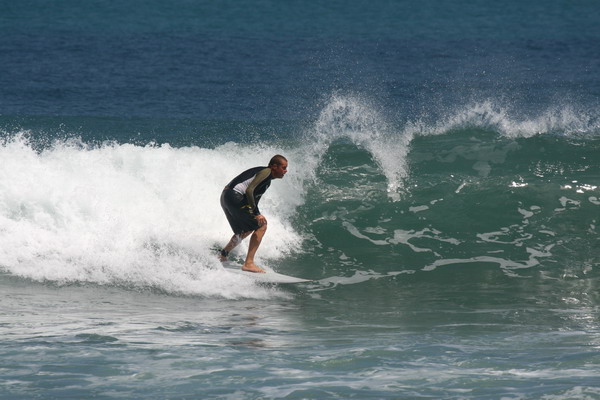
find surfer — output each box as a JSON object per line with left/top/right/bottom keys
{"left": 218, "top": 155, "right": 288, "bottom": 273}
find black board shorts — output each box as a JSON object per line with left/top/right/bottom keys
{"left": 220, "top": 189, "right": 260, "bottom": 234}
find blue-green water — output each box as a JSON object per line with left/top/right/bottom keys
{"left": 1, "top": 1, "right": 600, "bottom": 399}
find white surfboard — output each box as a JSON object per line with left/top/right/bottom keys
{"left": 221, "top": 262, "right": 311, "bottom": 284}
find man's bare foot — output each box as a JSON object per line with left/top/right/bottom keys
{"left": 242, "top": 263, "right": 266, "bottom": 273}
{"left": 218, "top": 254, "right": 228, "bottom": 262}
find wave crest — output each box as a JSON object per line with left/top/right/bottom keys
{"left": 407, "top": 100, "right": 600, "bottom": 138}
{"left": 308, "top": 93, "right": 412, "bottom": 199}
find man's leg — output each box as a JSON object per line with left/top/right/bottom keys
{"left": 242, "top": 224, "right": 267, "bottom": 273}
{"left": 219, "top": 231, "right": 252, "bottom": 261}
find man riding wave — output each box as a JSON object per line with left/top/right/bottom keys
{"left": 218, "top": 155, "right": 288, "bottom": 273}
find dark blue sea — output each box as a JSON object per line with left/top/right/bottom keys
{"left": 1, "top": 1, "right": 600, "bottom": 398}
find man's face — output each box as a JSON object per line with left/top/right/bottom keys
{"left": 271, "top": 161, "right": 288, "bottom": 179}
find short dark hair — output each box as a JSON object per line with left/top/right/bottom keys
{"left": 269, "top": 155, "right": 287, "bottom": 167}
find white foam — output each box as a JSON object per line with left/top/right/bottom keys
{"left": 421, "top": 245, "right": 553, "bottom": 275}
{"left": 0, "top": 134, "right": 305, "bottom": 299}
{"left": 409, "top": 205, "right": 429, "bottom": 213}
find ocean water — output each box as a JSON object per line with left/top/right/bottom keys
{"left": 1, "top": 1, "right": 600, "bottom": 399}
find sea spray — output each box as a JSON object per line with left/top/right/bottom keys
{"left": 309, "top": 93, "right": 412, "bottom": 199}
{"left": 406, "top": 100, "right": 600, "bottom": 138}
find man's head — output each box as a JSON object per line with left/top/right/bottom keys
{"left": 269, "top": 155, "right": 288, "bottom": 179}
